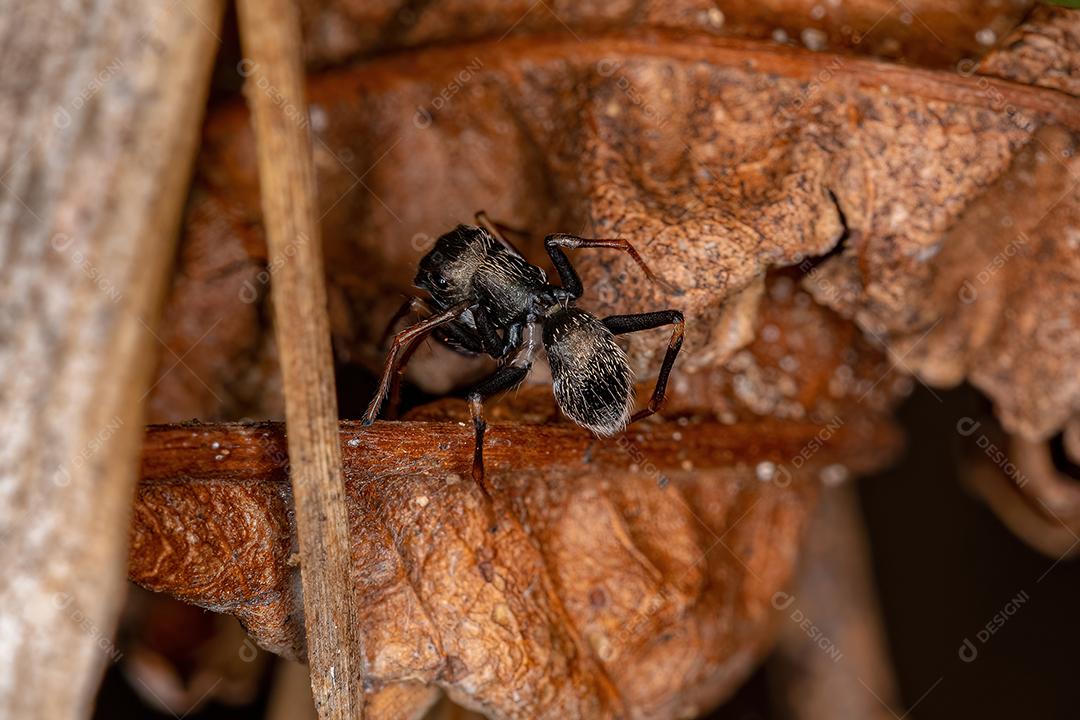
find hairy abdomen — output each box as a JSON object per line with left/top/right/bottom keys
{"left": 543, "top": 307, "right": 634, "bottom": 436}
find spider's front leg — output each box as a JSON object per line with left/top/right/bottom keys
{"left": 544, "top": 233, "right": 678, "bottom": 297}
{"left": 384, "top": 304, "right": 514, "bottom": 418}
{"left": 602, "top": 310, "right": 685, "bottom": 423}
{"left": 362, "top": 300, "right": 471, "bottom": 425}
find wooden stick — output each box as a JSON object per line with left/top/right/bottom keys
{"left": 0, "top": 2, "right": 224, "bottom": 717}
{"left": 235, "top": 1, "right": 364, "bottom": 718}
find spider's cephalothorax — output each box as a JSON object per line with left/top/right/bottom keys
{"left": 363, "top": 212, "right": 684, "bottom": 508}
{"left": 415, "top": 224, "right": 552, "bottom": 324}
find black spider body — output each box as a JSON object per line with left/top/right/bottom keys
{"left": 413, "top": 224, "right": 640, "bottom": 434}
{"left": 416, "top": 225, "right": 552, "bottom": 323}
{"left": 543, "top": 306, "right": 634, "bottom": 436}
{"left": 364, "top": 213, "right": 684, "bottom": 498}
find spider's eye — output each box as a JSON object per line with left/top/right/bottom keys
{"left": 429, "top": 272, "right": 449, "bottom": 290}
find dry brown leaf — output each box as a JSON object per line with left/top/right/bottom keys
{"left": 156, "top": 28, "right": 1076, "bottom": 437}
{"left": 137, "top": 10, "right": 1080, "bottom": 717}
{"left": 138, "top": 265, "right": 905, "bottom": 718}
{"left": 131, "top": 413, "right": 900, "bottom": 719}
{"left": 804, "top": 8, "right": 1080, "bottom": 439}
{"left": 295, "top": 0, "right": 1036, "bottom": 69}
{"left": 978, "top": 4, "right": 1080, "bottom": 96}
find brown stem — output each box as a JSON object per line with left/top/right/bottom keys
{"left": 235, "top": 1, "right": 363, "bottom": 717}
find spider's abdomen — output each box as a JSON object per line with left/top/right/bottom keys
{"left": 543, "top": 307, "right": 634, "bottom": 437}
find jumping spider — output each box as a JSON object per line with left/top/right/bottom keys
{"left": 362, "top": 212, "right": 684, "bottom": 500}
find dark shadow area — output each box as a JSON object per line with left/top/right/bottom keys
{"left": 858, "top": 384, "right": 1080, "bottom": 720}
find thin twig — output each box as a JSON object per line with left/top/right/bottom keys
{"left": 235, "top": 1, "right": 364, "bottom": 717}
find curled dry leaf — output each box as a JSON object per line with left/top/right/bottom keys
{"left": 131, "top": 414, "right": 899, "bottom": 719}
{"left": 295, "top": 0, "right": 1036, "bottom": 69}
{"left": 804, "top": 8, "right": 1080, "bottom": 441}
{"left": 137, "top": 8, "right": 1080, "bottom": 715}
{"left": 978, "top": 4, "right": 1080, "bottom": 97}
{"left": 156, "top": 25, "right": 1077, "bottom": 437}
{"left": 960, "top": 411, "right": 1080, "bottom": 559}
{"left": 790, "top": 8, "right": 1080, "bottom": 555}
{"left": 135, "top": 267, "right": 905, "bottom": 717}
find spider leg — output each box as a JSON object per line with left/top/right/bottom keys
{"left": 475, "top": 210, "right": 529, "bottom": 258}
{"left": 386, "top": 326, "right": 476, "bottom": 419}
{"left": 544, "top": 233, "right": 677, "bottom": 297}
{"left": 431, "top": 321, "right": 486, "bottom": 355}
{"left": 472, "top": 305, "right": 509, "bottom": 358}
{"left": 498, "top": 322, "right": 524, "bottom": 358}
{"left": 387, "top": 308, "right": 507, "bottom": 418}
{"left": 380, "top": 298, "right": 437, "bottom": 418}
{"left": 362, "top": 300, "right": 471, "bottom": 425}
{"left": 603, "top": 310, "right": 685, "bottom": 424}
{"left": 468, "top": 363, "right": 531, "bottom": 530}
{"left": 467, "top": 323, "right": 537, "bottom": 521}
{"left": 379, "top": 296, "right": 424, "bottom": 350}
{"left": 386, "top": 338, "right": 422, "bottom": 419}
{"left": 381, "top": 302, "right": 522, "bottom": 418}
{"left": 382, "top": 297, "right": 486, "bottom": 357}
